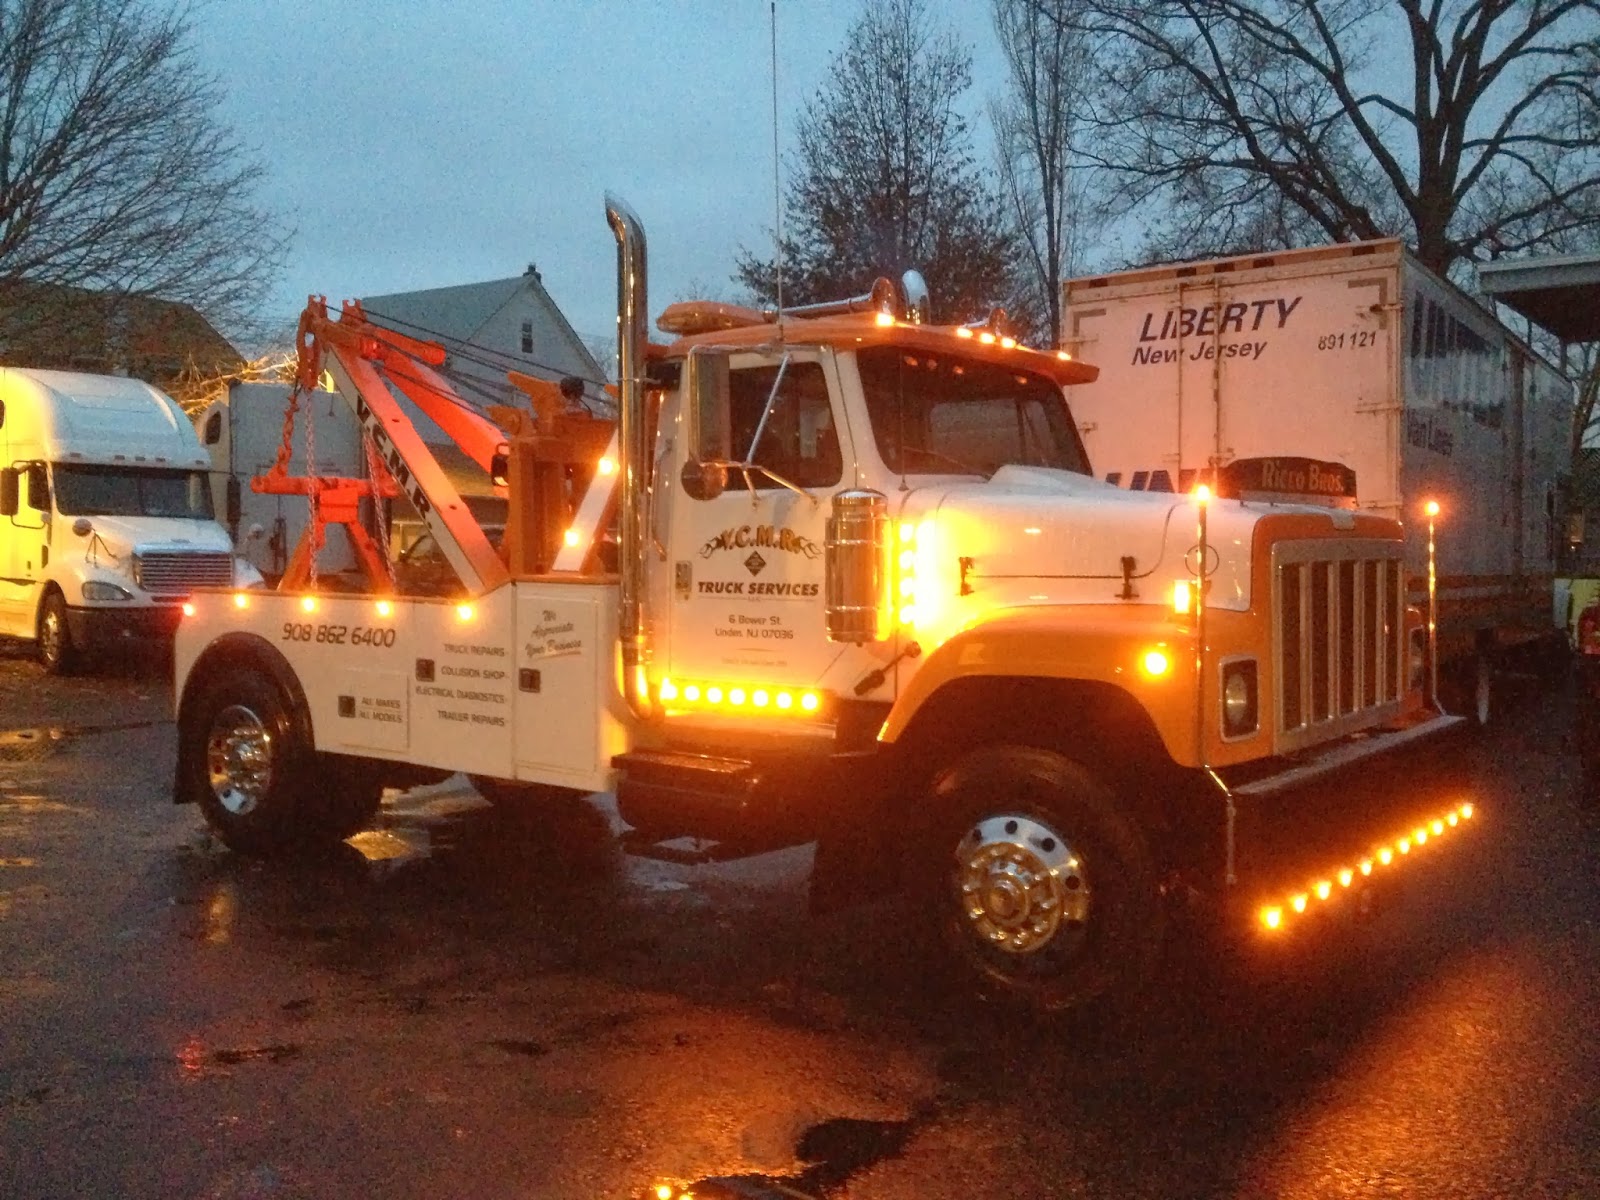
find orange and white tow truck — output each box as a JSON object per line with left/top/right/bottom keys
{"left": 171, "top": 197, "right": 1476, "bottom": 1012}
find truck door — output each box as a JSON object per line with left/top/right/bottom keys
{"left": 0, "top": 462, "right": 47, "bottom": 636}
{"left": 656, "top": 350, "right": 844, "bottom": 693}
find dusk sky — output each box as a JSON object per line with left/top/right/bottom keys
{"left": 191, "top": 1, "right": 1013, "bottom": 356}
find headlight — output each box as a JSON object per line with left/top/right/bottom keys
{"left": 82, "top": 580, "right": 132, "bottom": 602}
{"left": 1408, "top": 629, "right": 1426, "bottom": 691}
{"left": 1221, "top": 659, "right": 1258, "bottom": 738}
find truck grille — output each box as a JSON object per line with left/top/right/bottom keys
{"left": 133, "top": 551, "right": 233, "bottom": 597}
{"left": 1274, "top": 541, "right": 1405, "bottom": 752}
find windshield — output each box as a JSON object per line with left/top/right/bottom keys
{"left": 52, "top": 464, "right": 214, "bottom": 519}
{"left": 857, "top": 344, "right": 1089, "bottom": 478}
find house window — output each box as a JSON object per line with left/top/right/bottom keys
{"left": 520, "top": 319, "right": 533, "bottom": 354}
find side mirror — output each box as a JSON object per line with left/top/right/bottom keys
{"left": 682, "top": 348, "right": 731, "bottom": 501}
{"left": 72, "top": 517, "right": 92, "bottom": 537}
{"left": 24, "top": 462, "right": 48, "bottom": 512}
{"left": 0, "top": 468, "right": 17, "bottom": 517}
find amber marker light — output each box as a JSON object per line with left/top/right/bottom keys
{"left": 375, "top": 600, "right": 393, "bottom": 617}
{"left": 978, "top": 331, "right": 997, "bottom": 344}
{"left": 1398, "top": 838, "right": 1411, "bottom": 854}
{"left": 1291, "top": 894, "right": 1309, "bottom": 914}
{"left": 300, "top": 596, "right": 317, "bottom": 614}
{"left": 563, "top": 529, "right": 581, "bottom": 547}
{"left": 1339, "top": 868, "right": 1354, "bottom": 888}
{"left": 1172, "top": 580, "right": 1192, "bottom": 615}
{"left": 1315, "top": 880, "right": 1333, "bottom": 901}
{"left": 1425, "top": 499, "right": 1441, "bottom": 518}
{"left": 1194, "top": 483, "right": 1212, "bottom": 505}
{"left": 1360, "top": 859, "right": 1374, "bottom": 876}
{"left": 956, "top": 327, "right": 974, "bottom": 339}
{"left": 598, "top": 457, "right": 618, "bottom": 475}
{"left": 1000, "top": 336, "right": 1017, "bottom": 349}
{"left": 728, "top": 687, "right": 746, "bottom": 705}
{"left": 1260, "top": 907, "right": 1283, "bottom": 931}
{"left": 706, "top": 686, "right": 723, "bottom": 704}
{"left": 874, "top": 310, "right": 895, "bottom": 327}
{"left": 456, "top": 603, "right": 474, "bottom": 621}
{"left": 659, "top": 679, "right": 679, "bottom": 701}
{"left": 1142, "top": 648, "right": 1172, "bottom": 676}
{"left": 800, "top": 692, "right": 820, "bottom": 712}
{"left": 1379, "top": 847, "right": 1394, "bottom": 865}
{"left": 656, "top": 1187, "right": 674, "bottom": 1200}
{"left": 776, "top": 692, "right": 793, "bottom": 710}
{"left": 232, "top": 593, "right": 248, "bottom": 610}
{"left": 752, "top": 689, "right": 769, "bottom": 707}
{"left": 1461, "top": 803, "right": 1474, "bottom": 819}
{"left": 1057, "top": 350, "right": 1073, "bottom": 361}
{"left": 1448, "top": 811, "right": 1459, "bottom": 826}
{"left": 683, "top": 684, "right": 701, "bottom": 701}
{"left": 181, "top": 602, "right": 196, "bottom": 617}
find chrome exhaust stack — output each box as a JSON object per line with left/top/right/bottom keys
{"left": 606, "top": 193, "right": 650, "bottom": 718}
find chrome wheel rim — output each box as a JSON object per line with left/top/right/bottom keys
{"left": 39, "top": 606, "right": 62, "bottom": 665}
{"left": 955, "top": 814, "right": 1089, "bottom": 955}
{"left": 205, "top": 705, "right": 273, "bottom": 816}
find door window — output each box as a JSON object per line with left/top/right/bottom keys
{"left": 728, "top": 361, "right": 842, "bottom": 489}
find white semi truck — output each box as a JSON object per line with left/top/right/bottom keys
{"left": 171, "top": 201, "right": 1479, "bottom": 1014}
{"left": 0, "top": 367, "right": 259, "bottom": 673}
{"left": 1062, "top": 239, "right": 1572, "bottom": 722}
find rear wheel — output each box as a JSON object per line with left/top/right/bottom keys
{"left": 37, "top": 590, "right": 80, "bottom": 676}
{"left": 919, "top": 745, "right": 1163, "bottom": 1014}
{"left": 187, "top": 669, "right": 375, "bottom": 853}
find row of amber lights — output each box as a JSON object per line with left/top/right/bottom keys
{"left": 658, "top": 678, "right": 821, "bottom": 714}
{"left": 1258, "top": 802, "right": 1475, "bottom": 931}
{"left": 181, "top": 595, "right": 474, "bottom": 621}
{"left": 896, "top": 518, "right": 936, "bottom": 629}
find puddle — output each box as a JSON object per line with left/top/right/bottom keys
{"left": 649, "top": 1113, "right": 924, "bottom": 1200}
{"left": 0, "top": 728, "right": 62, "bottom": 763}
{"left": 176, "top": 1036, "right": 303, "bottom": 1079}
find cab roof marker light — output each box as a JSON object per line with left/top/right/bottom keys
{"left": 1461, "top": 803, "right": 1474, "bottom": 819}
{"left": 978, "top": 331, "right": 996, "bottom": 344}
{"left": 956, "top": 327, "right": 974, "bottom": 339}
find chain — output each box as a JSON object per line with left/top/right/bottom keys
{"left": 271, "top": 382, "right": 305, "bottom": 477}
{"left": 365, "top": 434, "right": 395, "bottom": 587}
{"left": 305, "top": 393, "right": 318, "bottom": 589}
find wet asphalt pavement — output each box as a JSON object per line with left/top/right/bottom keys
{"left": 1, "top": 643, "right": 1597, "bottom": 1200}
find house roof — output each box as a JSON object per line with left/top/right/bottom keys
{"left": 1478, "top": 253, "right": 1600, "bottom": 344}
{"left": 362, "top": 270, "right": 603, "bottom": 383}
{"left": 0, "top": 280, "right": 240, "bottom": 372}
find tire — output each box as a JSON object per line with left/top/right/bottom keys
{"left": 918, "top": 745, "right": 1163, "bottom": 1015}
{"left": 37, "top": 590, "right": 80, "bottom": 676}
{"left": 185, "top": 668, "right": 366, "bottom": 854}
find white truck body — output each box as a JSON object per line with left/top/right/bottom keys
{"left": 0, "top": 367, "right": 257, "bottom": 668}
{"left": 1063, "top": 239, "right": 1571, "bottom": 662}
{"left": 196, "top": 382, "right": 364, "bottom": 581}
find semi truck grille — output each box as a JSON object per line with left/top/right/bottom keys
{"left": 1274, "top": 541, "right": 1405, "bottom": 752}
{"left": 133, "top": 551, "right": 233, "bottom": 597}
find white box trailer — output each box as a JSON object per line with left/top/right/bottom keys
{"left": 196, "top": 381, "right": 365, "bottom": 581}
{"left": 1063, "top": 239, "right": 1571, "bottom": 718}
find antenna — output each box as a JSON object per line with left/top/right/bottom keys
{"left": 770, "top": 0, "right": 784, "bottom": 319}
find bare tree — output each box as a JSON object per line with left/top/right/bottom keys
{"left": 991, "top": 0, "right": 1093, "bottom": 343}
{"left": 1065, "top": 0, "right": 1600, "bottom": 277}
{"left": 737, "top": 0, "right": 1016, "bottom": 326}
{"left": 0, "top": 0, "right": 287, "bottom": 345}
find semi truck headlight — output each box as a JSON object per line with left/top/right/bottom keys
{"left": 82, "top": 581, "right": 132, "bottom": 602}
{"left": 1221, "top": 659, "right": 1258, "bottom": 737}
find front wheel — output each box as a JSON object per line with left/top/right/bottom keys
{"left": 37, "top": 591, "right": 80, "bottom": 675}
{"left": 919, "top": 745, "right": 1164, "bottom": 1014}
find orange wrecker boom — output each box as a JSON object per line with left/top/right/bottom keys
{"left": 256, "top": 298, "right": 616, "bottom": 595}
